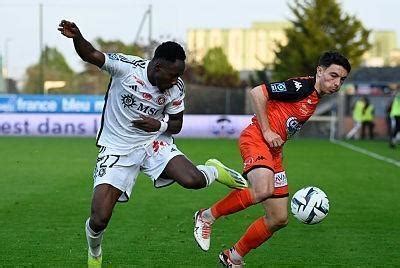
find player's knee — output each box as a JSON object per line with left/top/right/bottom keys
{"left": 269, "top": 214, "right": 288, "bottom": 230}
{"left": 252, "top": 187, "right": 274, "bottom": 203}
{"left": 90, "top": 213, "right": 110, "bottom": 232}
{"left": 275, "top": 216, "right": 288, "bottom": 229}
{"left": 180, "top": 169, "right": 206, "bottom": 189}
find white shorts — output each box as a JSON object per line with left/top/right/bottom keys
{"left": 93, "top": 136, "right": 184, "bottom": 202}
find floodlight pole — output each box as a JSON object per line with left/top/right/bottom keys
{"left": 148, "top": 5, "right": 152, "bottom": 45}
{"left": 134, "top": 5, "right": 153, "bottom": 57}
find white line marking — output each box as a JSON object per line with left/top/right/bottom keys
{"left": 331, "top": 140, "right": 400, "bottom": 168}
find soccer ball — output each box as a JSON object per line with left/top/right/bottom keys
{"left": 290, "top": 186, "right": 329, "bottom": 224}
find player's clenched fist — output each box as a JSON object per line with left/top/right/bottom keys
{"left": 58, "top": 20, "right": 81, "bottom": 38}
{"left": 263, "top": 128, "right": 284, "bottom": 148}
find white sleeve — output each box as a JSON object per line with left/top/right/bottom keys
{"left": 165, "top": 78, "right": 185, "bottom": 114}
{"left": 101, "top": 53, "right": 131, "bottom": 78}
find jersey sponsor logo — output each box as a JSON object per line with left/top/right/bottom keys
{"left": 120, "top": 94, "right": 161, "bottom": 115}
{"left": 307, "top": 98, "right": 312, "bottom": 104}
{"left": 121, "top": 94, "right": 137, "bottom": 108}
{"left": 142, "top": 93, "right": 152, "bottom": 100}
{"left": 286, "top": 116, "right": 303, "bottom": 138}
{"left": 270, "top": 82, "right": 287, "bottom": 92}
{"left": 157, "top": 96, "right": 166, "bottom": 105}
{"left": 293, "top": 80, "right": 302, "bottom": 91}
{"left": 137, "top": 103, "right": 160, "bottom": 115}
{"left": 274, "top": 171, "right": 287, "bottom": 187}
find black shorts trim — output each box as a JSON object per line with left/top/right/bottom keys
{"left": 242, "top": 165, "right": 274, "bottom": 179}
{"left": 270, "top": 193, "right": 289, "bottom": 198}
{"left": 117, "top": 192, "right": 130, "bottom": 203}
{"left": 153, "top": 180, "right": 176, "bottom": 188}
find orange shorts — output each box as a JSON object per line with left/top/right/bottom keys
{"left": 239, "top": 123, "right": 289, "bottom": 197}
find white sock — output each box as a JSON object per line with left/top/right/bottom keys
{"left": 228, "top": 247, "right": 243, "bottom": 264}
{"left": 202, "top": 208, "right": 216, "bottom": 223}
{"left": 85, "top": 218, "right": 104, "bottom": 257}
{"left": 196, "top": 165, "right": 217, "bottom": 186}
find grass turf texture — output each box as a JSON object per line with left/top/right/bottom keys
{"left": 0, "top": 137, "right": 398, "bottom": 267}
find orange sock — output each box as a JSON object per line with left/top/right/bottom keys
{"left": 211, "top": 188, "right": 254, "bottom": 219}
{"left": 234, "top": 217, "right": 272, "bottom": 257}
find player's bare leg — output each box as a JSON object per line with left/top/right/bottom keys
{"left": 86, "top": 184, "right": 122, "bottom": 268}
{"left": 163, "top": 155, "right": 211, "bottom": 188}
{"left": 194, "top": 168, "right": 273, "bottom": 252}
{"left": 163, "top": 155, "right": 246, "bottom": 189}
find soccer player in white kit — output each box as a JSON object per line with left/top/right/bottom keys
{"left": 58, "top": 20, "right": 247, "bottom": 267}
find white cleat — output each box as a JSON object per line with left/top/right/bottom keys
{"left": 193, "top": 209, "right": 212, "bottom": 251}
{"left": 218, "top": 249, "right": 244, "bottom": 267}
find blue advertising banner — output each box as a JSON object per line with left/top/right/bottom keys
{"left": 0, "top": 114, "right": 252, "bottom": 138}
{"left": 0, "top": 94, "right": 105, "bottom": 113}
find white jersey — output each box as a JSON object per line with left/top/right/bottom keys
{"left": 96, "top": 53, "right": 185, "bottom": 155}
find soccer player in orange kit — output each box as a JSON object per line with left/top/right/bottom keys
{"left": 194, "top": 51, "right": 351, "bottom": 267}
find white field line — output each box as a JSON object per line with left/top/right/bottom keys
{"left": 331, "top": 140, "right": 400, "bottom": 168}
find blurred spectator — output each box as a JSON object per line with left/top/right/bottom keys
{"left": 361, "top": 97, "right": 374, "bottom": 139}
{"left": 389, "top": 89, "right": 400, "bottom": 148}
{"left": 346, "top": 97, "right": 365, "bottom": 139}
{"left": 386, "top": 100, "right": 392, "bottom": 138}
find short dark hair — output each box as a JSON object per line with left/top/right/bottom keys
{"left": 153, "top": 41, "right": 186, "bottom": 62}
{"left": 318, "top": 51, "right": 351, "bottom": 73}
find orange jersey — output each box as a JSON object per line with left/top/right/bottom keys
{"left": 239, "top": 77, "right": 321, "bottom": 197}
{"left": 251, "top": 76, "right": 321, "bottom": 142}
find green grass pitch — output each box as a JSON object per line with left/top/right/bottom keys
{"left": 0, "top": 137, "right": 399, "bottom": 267}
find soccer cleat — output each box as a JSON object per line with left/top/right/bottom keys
{"left": 218, "top": 250, "right": 244, "bottom": 267}
{"left": 88, "top": 250, "right": 102, "bottom": 268}
{"left": 206, "top": 159, "right": 248, "bottom": 189}
{"left": 193, "top": 209, "right": 212, "bottom": 251}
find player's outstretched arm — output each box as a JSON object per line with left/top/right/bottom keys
{"left": 250, "top": 85, "right": 283, "bottom": 148}
{"left": 58, "top": 20, "right": 105, "bottom": 68}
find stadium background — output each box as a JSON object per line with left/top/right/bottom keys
{"left": 1, "top": 0, "right": 400, "bottom": 267}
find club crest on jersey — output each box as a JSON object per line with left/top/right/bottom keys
{"left": 157, "top": 96, "right": 166, "bottom": 105}
{"left": 244, "top": 157, "right": 254, "bottom": 169}
{"left": 286, "top": 116, "right": 303, "bottom": 138}
{"left": 270, "top": 82, "right": 287, "bottom": 92}
{"left": 293, "top": 80, "right": 302, "bottom": 91}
